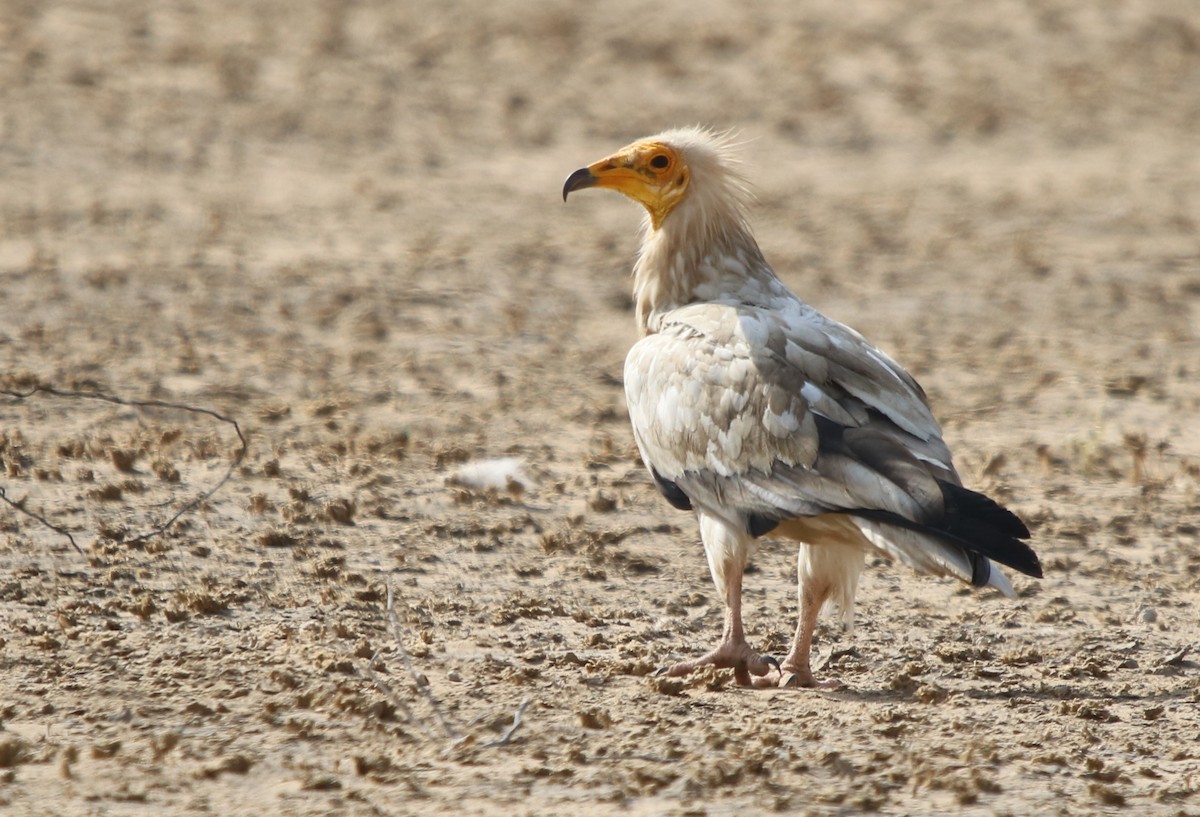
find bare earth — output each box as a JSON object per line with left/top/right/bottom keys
{"left": 2, "top": 2, "right": 1199, "bottom": 815}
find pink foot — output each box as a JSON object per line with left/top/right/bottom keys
{"left": 751, "top": 661, "right": 845, "bottom": 690}
{"left": 765, "top": 673, "right": 844, "bottom": 690}
{"left": 660, "top": 640, "right": 779, "bottom": 687}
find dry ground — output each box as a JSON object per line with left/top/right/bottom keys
{"left": 2, "top": 1, "right": 1200, "bottom": 815}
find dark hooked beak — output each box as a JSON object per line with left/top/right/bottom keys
{"left": 562, "top": 167, "right": 598, "bottom": 202}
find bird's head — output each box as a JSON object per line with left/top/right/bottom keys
{"left": 563, "top": 128, "right": 757, "bottom": 330}
{"left": 562, "top": 137, "right": 691, "bottom": 230}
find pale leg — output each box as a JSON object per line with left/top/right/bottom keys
{"left": 663, "top": 512, "right": 777, "bottom": 686}
{"left": 772, "top": 535, "right": 865, "bottom": 689}
{"left": 776, "top": 574, "right": 841, "bottom": 688}
{"left": 663, "top": 557, "right": 777, "bottom": 686}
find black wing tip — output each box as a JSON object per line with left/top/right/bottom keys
{"left": 1001, "top": 541, "right": 1043, "bottom": 579}
{"left": 965, "top": 532, "right": 1041, "bottom": 581}
{"left": 1026, "top": 555, "right": 1044, "bottom": 579}
{"left": 851, "top": 482, "right": 1043, "bottom": 580}
{"left": 747, "top": 514, "right": 780, "bottom": 538}
{"left": 939, "top": 480, "right": 1032, "bottom": 539}
{"left": 1012, "top": 515, "right": 1032, "bottom": 540}
{"left": 650, "top": 468, "right": 693, "bottom": 512}
{"left": 972, "top": 549, "right": 1043, "bottom": 588}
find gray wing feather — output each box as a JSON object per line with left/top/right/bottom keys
{"left": 623, "top": 299, "right": 1030, "bottom": 594}
{"left": 625, "top": 301, "right": 953, "bottom": 527}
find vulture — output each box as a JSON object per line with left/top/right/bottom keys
{"left": 562, "top": 127, "right": 1041, "bottom": 688}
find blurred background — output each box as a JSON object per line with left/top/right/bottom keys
{"left": 1, "top": 1, "right": 1199, "bottom": 814}
{"left": 2, "top": 1, "right": 1198, "bottom": 430}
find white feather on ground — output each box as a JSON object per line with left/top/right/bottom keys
{"left": 447, "top": 457, "right": 533, "bottom": 493}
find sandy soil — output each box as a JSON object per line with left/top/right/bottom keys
{"left": 2, "top": 1, "right": 1200, "bottom": 815}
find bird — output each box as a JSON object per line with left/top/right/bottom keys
{"left": 562, "top": 127, "right": 1042, "bottom": 688}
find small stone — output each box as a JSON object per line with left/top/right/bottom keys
{"left": 648, "top": 676, "right": 686, "bottom": 696}
{"left": 91, "top": 740, "right": 121, "bottom": 760}
{"left": 913, "top": 684, "right": 950, "bottom": 704}
{"left": 578, "top": 707, "right": 613, "bottom": 729}
{"left": 301, "top": 773, "right": 341, "bottom": 791}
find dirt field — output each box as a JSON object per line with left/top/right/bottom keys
{"left": 2, "top": 1, "right": 1199, "bottom": 815}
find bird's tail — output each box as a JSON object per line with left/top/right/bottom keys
{"left": 848, "top": 481, "right": 1040, "bottom": 596}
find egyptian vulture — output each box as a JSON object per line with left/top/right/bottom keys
{"left": 563, "top": 127, "right": 1041, "bottom": 688}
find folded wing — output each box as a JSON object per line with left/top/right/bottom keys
{"left": 624, "top": 301, "right": 1041, "bottom": 591}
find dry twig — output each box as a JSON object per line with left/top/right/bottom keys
{"left": 358, "top": 655, "right": 427, "bottom": 735}
{"left": 385, "top": 581, "right": 460, "bottom": 740}
{"left": 0, "top": 384, "right": 247, "bottom": 553}
{"left": 480, "top": 697, "right": 530, "bottom": 749}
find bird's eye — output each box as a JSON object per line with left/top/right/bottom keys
{"left": 649, "top": 154, "right": 670, "bottom": 170}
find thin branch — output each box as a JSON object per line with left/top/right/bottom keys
{"left": 386, "top": 581, "right": 460, "bottom": 740}
{"left": 0, "top": 384, "right": 247, "bottom": 552}
{"left": 0, "top": 485, "right": 82, "bottom": 554}
{"left": 358, "top": 653, "right": 429, "bottom": 736}
{"left": 479, "top": 697, "right": 530, "bottom": 749}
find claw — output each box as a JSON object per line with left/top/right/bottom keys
{"left": 751, "top": 669, "right": 800, "bottom": 689}
{"left": 657, "top": 642, "right": 782, "bottom": 686}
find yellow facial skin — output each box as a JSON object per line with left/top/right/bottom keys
{"left": 562, "top": 141, "right": 691, "bottom": 229}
